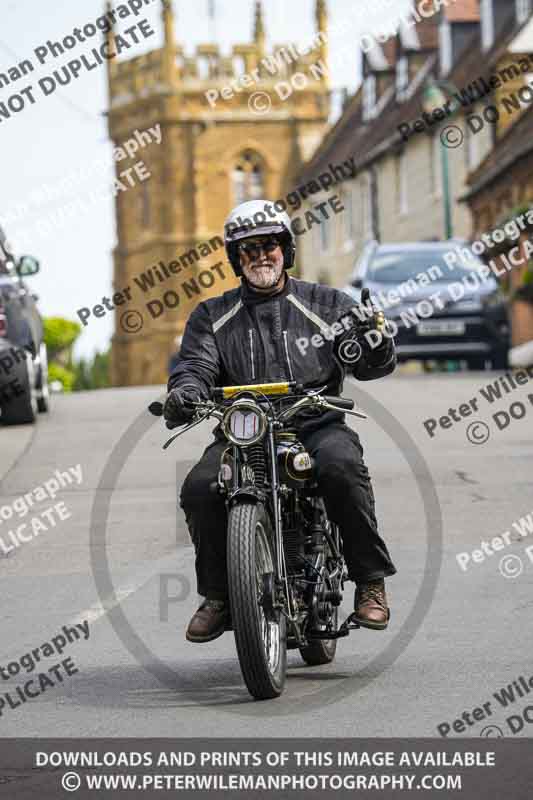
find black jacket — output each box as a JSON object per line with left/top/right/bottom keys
{"left": 168, "top": 276, "right": 395, "bottom": 424}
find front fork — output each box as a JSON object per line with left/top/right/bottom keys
{"left": 266, "top": 421, "right": 297, "bottom": 623}
{"left": 225, "top": 430, "right": 294, "bottom": 624}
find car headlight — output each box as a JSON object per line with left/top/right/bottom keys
{"left": 222, "top": 399, "right": 267, "bottom": 446}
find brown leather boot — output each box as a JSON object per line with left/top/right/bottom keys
{"left": 186, "top": 599, "right": 229, "bottom": 643}
{"left": 352, "top": 579, "right": 390, "bottom": 630}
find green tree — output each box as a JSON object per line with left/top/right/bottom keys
{"left": 72, "top": 350, "right": 110, "bottom": 391}
{"left": 42, "top": 317, "right": 110, "bottom": 392}
{"left": 48, "top": 363, "right": 75, "bottom": 392}
{"left": 43, "top": 317, "right": 81, "bottom": 363}
{"left": 42, "top": 317, "right": 81, "bottom": 393}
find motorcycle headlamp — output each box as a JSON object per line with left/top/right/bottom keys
{"left": 222, "top": 398, "right": 267, "bottom": 446}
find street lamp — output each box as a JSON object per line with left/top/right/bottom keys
{"left": 421, "top": 80, "right": 460, "bottom": 241}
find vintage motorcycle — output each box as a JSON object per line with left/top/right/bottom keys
{"left": 149, "top": 382, "right": 367, "bottom": 701}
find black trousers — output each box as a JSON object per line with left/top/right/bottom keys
{"left": 180, "top": 422, "right": 397, "bottom": 599}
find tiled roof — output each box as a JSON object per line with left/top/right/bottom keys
{"left": 295, "top": 2, "right": 525, "bottom": 187}
{"left": 296, "top": 46, "right": 439, "bottom": 185}
{"left": 451, "top": 12, "right": 517, "bottom": 88}
{"left": 295, "top": 87, "right": 366, "bottom": 183}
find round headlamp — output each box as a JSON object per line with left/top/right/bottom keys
{"left": 222, "top": 399, "right": 267, "bottom": 446}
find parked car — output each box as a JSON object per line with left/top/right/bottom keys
{"left": 0, "top": 228, "right": 49, "bottom": 424}
{"left": 343, "top": 241, "right": 510, "bottom": 370}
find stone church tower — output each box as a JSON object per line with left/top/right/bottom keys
{"left": 106, "top": 0, "right": 330, "bottom": 386}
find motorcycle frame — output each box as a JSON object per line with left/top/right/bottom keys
{"left": 224, "top": 418, "right": 344, "bottom": 634}
{"left": 156, "top": 386, "right": 367, "bottom": 638}
{"left": 223, "top": 418, "right": 295, "bottom": 622}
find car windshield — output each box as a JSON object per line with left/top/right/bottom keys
{"left": 367, "top": 249, "right": 485, "bottom": 283}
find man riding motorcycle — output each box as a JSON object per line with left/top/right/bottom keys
{"left": 164, "top": 199, "right": 397, "bottom": 643}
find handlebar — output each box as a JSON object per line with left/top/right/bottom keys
{"left": 147, "top": 387, "right": 365, "bottom": 445}
{"left": 322, "top": 396, "right": 354, "bottom": 411}
{"left": 148, "top": 401, "right": 164, "bottom": 417}
{"left": 211, "top": 381, "right": 301, "bottom": 401}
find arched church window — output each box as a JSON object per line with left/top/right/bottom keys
{"left": 231, "top": 151, "right": 265, "bottom": 205}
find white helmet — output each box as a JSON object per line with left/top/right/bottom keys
{"left": 224, "top": 199, "right": 296, "bottom": 276}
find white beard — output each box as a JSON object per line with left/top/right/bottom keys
{"left": 242, "top": 260, "right": 284, "bottom": 289}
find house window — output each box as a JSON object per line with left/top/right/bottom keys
{"left": 517, "top": 0, "right": 531, "bottom": 24}
{"left": 343, "top": 185, "right": 356, "bottom": 243}
{"left": 396, "top": 56, "right": 409, "bottom": 99}
{"left": 439, "top": 20, "right": 452, "bottom": 75}
{"left": 313, "top": 214, "right": 322, "bottom": 253}
{"left": 395, "top": 152, "right": 408, "bottom": 215}
{"left": 430, "top": 136, "right": 443, "bottom": 196}
{"left": 363, "top": 74, "right": 376, "bottom": 121}
{"left": 465, "top": 121, "right": 479, "bottom": 171}
{"left": 231, "top": 151, "right": 264, "bottom": 205}
{"left": 429, "top": 137, "right": 436, "bottom": 195}
{"left": 481, "top": 0, "right": 495, "bottom": 51}
{"left": 361, "top": 174, "right": 374, "bottom": 240}
{"left": 319, "top": 217, "right": 330, "bottom": 253}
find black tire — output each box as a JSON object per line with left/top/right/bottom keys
{"left": 36, "top": 343, "right": 50, "bottom": 413}
{"left": 299, "top": 607, "right": 338, "bottom": 666}
{"left": 466, "top": 356, "right": 488, "bottom": 371}
{"left": 227, "top": 502, "right": 287, "bottom": 700}
{"left": 490, "top": 347, "right": 509, "bottom": 370}
{"left": 0, "top": 354, "right": 37, "bottom": 425}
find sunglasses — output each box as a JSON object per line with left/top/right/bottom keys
{"left": 238, "top": 238, "right": 281, "bottom": 259}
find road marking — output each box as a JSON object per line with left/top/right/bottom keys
{"left": 69, "top": 550, "right": 195, "bottom": 629}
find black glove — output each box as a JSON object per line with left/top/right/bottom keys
{"left": 356, "top": 288, "right": 386, "bottom": 340}
{"left": 337, "top": 289, "right": 391, "bottom": 368}
{"left": 358, "top": 289, "right": 394, "bottom": 365}
{"left": 163, "top": 387, "right": 200, "bottom": 426}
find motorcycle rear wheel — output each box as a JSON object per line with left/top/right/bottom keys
{"left": 299, "top": 607, "right": 338, "bottom": 666}
{"left": 227, "top": 502, "right": 287, "bottom": 700}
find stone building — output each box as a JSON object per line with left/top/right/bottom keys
{"left": 296, "top": 0, "right": 533, "bottom": 288}
{"left": 462, "top": 8, "right": 533, "bottom": 353}
{"left": 106, "top": 0, "right": 331, "bottom": 386}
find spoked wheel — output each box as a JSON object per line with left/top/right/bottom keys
{"left": 227, "top": 502, "right": 287, "bottom": 700}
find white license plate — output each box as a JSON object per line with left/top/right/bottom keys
{"left": 417, "top": 320, "right": 465, "bottom": 336}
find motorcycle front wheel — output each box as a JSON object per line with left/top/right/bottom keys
{"left": 227, "top": 502, "right": 287, "bottom": 700}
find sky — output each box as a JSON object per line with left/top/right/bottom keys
{"left": 0, "top": 0, "right": 412, "bottom": 358}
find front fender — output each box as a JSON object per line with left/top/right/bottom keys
{"left": 228, "top": 487, "right": 265, "bottom": 508}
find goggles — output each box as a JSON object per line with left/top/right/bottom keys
{"left": 238, "top": 238, "right": 281, "bottom": 259}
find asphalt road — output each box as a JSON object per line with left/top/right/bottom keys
{"left": 1, "top": 371, "right": 532, "bottom": 739}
